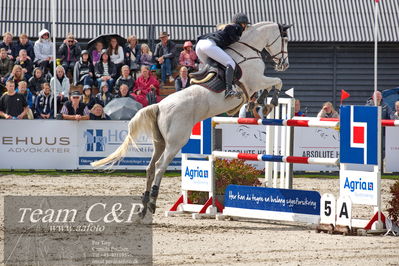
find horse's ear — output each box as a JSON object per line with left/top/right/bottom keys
{"left": 283, "top": 24, "right": 294, "bottom": 31}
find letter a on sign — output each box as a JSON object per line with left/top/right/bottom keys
{"left": 336, "top": 195, "right": 352, "bottom": 227}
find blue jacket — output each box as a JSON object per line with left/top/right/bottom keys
{"left": 14, "top": 40, "right": 35, "bottom": 61}
{"left": 16, "top": 88, "right": 34, "bottom": 108}
{"left": 0, "top": 41, "right": 17, "bottom": 59}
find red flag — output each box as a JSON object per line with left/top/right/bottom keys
{"left": 340, "top": 89, "right": 350, "bottom": 105}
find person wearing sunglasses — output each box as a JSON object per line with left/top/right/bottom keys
{"left": 60, "top": 90, "right": 89, "bottom": 120}
{"left": 58, "top": 33, "right": 81, "bottom": 75}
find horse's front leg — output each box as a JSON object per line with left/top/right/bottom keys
{"left": 254, "top": 76, "right": 283, "bottom": 117}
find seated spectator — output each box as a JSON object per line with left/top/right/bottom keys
{"left": 14, "top": 49, "right": 34, "bottom": 80}
{"left": 28, "top": 67, "right": 47, "bottom": 96}
{"left": 108, "top": 37, "right": 124, "bottom": 77}
{"left": 154, "top": 32, "right": 177, "bottom": 84}
{"left": 73, "top": 50, "right": 94, "bottom": 87}
{"left": 14, "top": 33, "right": 35, "bottom": 61}
{"left": 50, "top": 65, "right": 70, "bottom": 110}
{"left": 179, "top": 41, "right": 198, "bottom": 72}
{"left": 317, "top": 101, "right": 339, "bottom": 118}
{"left": 138, "top": 43, "right": 155, "bottom": 69}
{"left": 294, "top": 99, "right": 305, "bottom": 116}
{"left": 366, "top": 90, "right": 394, "bottom": 119}
{"left": 95, "top": 49, "right": 116, "bottom": 91}
{"left": 238, "top": 93, "right": 263, "bottom": 118}
{"left": 34, "top": 29, "right": 54, "bottom": 74}
{"left": 7, "top": 65, "right": 26, "bottom": 88}
{"left": 175, "top": 66, "right": 190, "bottom": 91}
{"left": 58, "top": 33, "right": 81, "bottom": 74}
{"left": 131, "top": 65, "right": 160, "bottom": 107}
{"left": 82, "top": 86, "right": 97, "bottom": 110}
{"left": 393, "top": 101, "right": 399, "bottom": 120}
{"left": 95, "top": 82, "right": 113, "bottom": 106}
{"left": 35, "top": 82, "right": 54, "bottom": 119}
{"left": 124, "top": 35, "right": 141, "bottom": 73}
{"left": 115, "top": 65, "right": 135, "bottom": 94}
{"left": 90, "top": 103, "right": 110, "bottom": 120}
{"left": 0, "top": 48, "right": 13, "bottom": 90}
{"left": 60, "top": 90, "right": 89, "bottom": 120}
{"left": 91, "top": 41, "right": 103, "bottom": 65}
{"left": 0, "top": 80, "right": 29, "bottom": 119}
{"left": 116, "top": 84, "right": 133, "bottom": 98}
{"left": 16, "top": 81, "right": 33, "bottom": 109}
{"left": 0, "top": 32, "right": 16, "bottom": 60}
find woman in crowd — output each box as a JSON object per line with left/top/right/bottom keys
{"left": 116, "top": 84, "right": 132, "bottom": 98}
{"left": 95, "top": 49, "right": 116, "bottom": 92}
{"left": 82, "top": 86, "right": 98, "bottom": 110}
{"left": 95, "top": 82, "right": 113, "bottom": 106}
{"left": 90, "top": 103, "right": 110, "bottom": 120}
{"left": 33, "top": 29, "right": 54, "bottom": 74}
{"left": 91, "top": 41, "right": 103, "bottom": 65}
{"left": 73, "top": 50, "right": 94, "bottom": 88}
{"left": 50, "top": 65, "right": 70, "bottom": 111}
{"left": 138, "top": 44, "right": 155, "bottom": 69}
{"left": 28, "top": 67, "right": 47, "bottom": 96}
{"left": 124, "top": 35, "right": 141, "bottom": 75}
{"left": 7, "top": 65, "right": 26, "bottom": 88}
{"left": 174, "top": 66, "right": 190, "bottom": 91}
{"left": 107, "top": 37, "right": 124, "bottom": 77}
{"left": 131, "top": 65, "right": 160, "bottom": 107}
{"left": 58, "top": 33, "right": 81, "bottom": 74}
{"left": 317, "top": 101, "right": 339, "bottom": 118}
{"left": 179, "top": 41, "right": 198, "bottom": 72}
{"left": 115, "top": 65, "right": 135, "bottom": 94}
{"left": 14, "top": 49, "right": 34, "bottom": 80}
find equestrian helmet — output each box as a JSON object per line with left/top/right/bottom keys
{"left": 232, "top": 13, "right": 251, "bottom": 25}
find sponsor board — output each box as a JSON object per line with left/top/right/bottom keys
{"left": 181, "top": 159, "right": 212, "bottom": 192}
{"left": 385, "top": 127, "right": 399, "bottom": 172}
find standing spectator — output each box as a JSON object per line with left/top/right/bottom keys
{"left": 14, "top": 34, "right": 35, "bottom": 61}
{"left": 60, "top": 91, "right": 89, "bottom": 120}
{"left": 115, "top": 65, "right": 135, "bottom": 94}
{"left": 16, "top": 81, "right": 34, "bottom": 117}
{"left": 50, "top": 65, "right": 70, "bottom": 110}
{"left": 35, "top": 82, "right": 54, "bottom": 119}
{"left": 90, "top": 103, "right": 110, "bottom": 120}
{"left": 14, "top": 49, "right": 34, "bottom": 80}
{"left": 7, "top": 65, "right": 26, "bottom": 88}
{"left": 238, "top": 93, "right": 263, "bottom": 118}
{"left": 317, "top": 102, "right": 339, "bottom": 118}
{"left": 58, "top": 33, "right": 81, "bottom": 74}
{"left": 28, "top": 67, "right": 47, "bottom": 96}
{"left": 366, "top": 90, "right": 394, "bottom": 119}
{"left": 82, "top": 86, "right": 97, "bottom": 110}
{"left": 95, "top": 82, "right": 113, "bottom": 106}
{"left": 0, "top": 48, "right": 13, "bottom": 91}
{"left": 138, "top": 43, "right": 155, "bottom": 69}
{"left": 124, "top": 35, "right": 141, "bottom": 73}
{"left": 34, "top": 29, "right": 54, "bottom": 75}
{"left": 131, "top": 65, "right": 160, "bottom": 106}
{"left": 294, "top": 99, "right": 305, "bottom": 116}
{"left": 0, "top": 32, "right": 16, "bottom": 60}
{"left": 179, "top": 41, "right": 198, "bottom": 72}
{"left": 73, "top": 50, "right": 94, "bottom": 88}
{"left": 393, "top": 101, "right": 399, "bottom": 120}
{"left": 0, "top": 80, "right": 28, "bottom": 119}
{"left": 107, "top": 37, "right": 124, "bottom": 77}
{"left": 154, "top": 32, "right": 177, "bottom": 84}
{"left": 91, "top": 41, "right": 103, "bottom": 65}
{"left": 95, "top": 49, "right": 116, "bottom": 91}
{"left": 175, "top": 66, "right": 190, "bottom": 91}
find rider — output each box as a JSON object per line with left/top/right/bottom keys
{"left": 196, "top": 13, "right": 250, "bottom": 98}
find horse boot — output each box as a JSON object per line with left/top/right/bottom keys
{"left": 139, "top": 191, "right": 150, "bottom": 218}
{"left": 270, "top": 88, "right": 281, "bottom": 107}
{"left": 257, "top": 89, "right": 269, "bottom": 105}
{"left": 148, "top": 185, "right": 159, "bottom": 214}
{"left": 224, "top": 64, "right": 241, "bottom": 99}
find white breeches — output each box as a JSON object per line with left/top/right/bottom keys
{"left": 195, "top": 39, "right": 236, "bottom": 69}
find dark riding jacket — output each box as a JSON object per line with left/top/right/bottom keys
{"left": 198, "top": 24, "right": 244, "bottom": 49}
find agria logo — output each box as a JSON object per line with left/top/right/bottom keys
{"left": 84, "top": 129, "right": 107, "bottom": 152}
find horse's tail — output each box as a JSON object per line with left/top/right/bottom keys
{"left": 91, "top": 104, "right": 159, "bottom": 168}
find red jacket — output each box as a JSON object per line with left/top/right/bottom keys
{"left": 131, "top": 74, "right": 161, "bottom": 107}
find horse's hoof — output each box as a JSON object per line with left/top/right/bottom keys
{"left": 148, "top": 203, "right": 157, "bottom": 214}
{"left": 139, "top": 207, "right": 147, "bottom": 219}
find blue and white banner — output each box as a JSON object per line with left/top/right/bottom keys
{"left": 181, "top": 159, "right": 212, "bottom": 192}
{"left": 340, "top": 105, "right": 379, "bottom": 165}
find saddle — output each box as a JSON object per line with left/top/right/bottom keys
{"left": 189, "top": 61, "right": 242, "bottom": 93}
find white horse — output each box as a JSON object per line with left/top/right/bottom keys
{"left": 92, "top": 21, "right": 291, "bottom": 216}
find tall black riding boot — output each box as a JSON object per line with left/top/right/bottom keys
{"left": 224, "top": 64, "right": 240, "bottom": 99}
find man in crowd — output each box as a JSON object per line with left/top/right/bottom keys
{"left": 0, "top": 48, "right": 13, "bottom": 91}
{"left": 0, "top": 80, "right": 28, "bottom": 119}
{"left": 366, "top": 90, "right": 394, "bottom": 119}
{"left": 154, "top": 31, "right": 176, "bottom": 84}
{"left": 60, "top": 90, "right": 89, "bottom": 120}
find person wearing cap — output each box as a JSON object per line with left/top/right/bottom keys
{"left": 95, "top": 82, "right": 113, "bottom": 106}
{"left": 50, "top": 65, "right": 70, "bottom": 111}
{"left": 196, "top": 13, "right": 250, "bottom": 98}
{"left": 60, "top": 90, "right": 89, "bottom": 120}
{"left": 58, "top": 33, "right": 81, "bottom": 74}
{"left": 154, "top": 31, "right": 177, "bottom": 84}
{"left": 179, "top": 41, "right": 198, "bottom": 72}
{"left": 95, "top": 49, "right": 116, "bottom": 92}
{"left": 73, "top": 50, "right": 94, "bottom": 88}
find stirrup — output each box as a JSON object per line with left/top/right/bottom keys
{"left": 225, "top": 89, "right": 242, "bottom": 99}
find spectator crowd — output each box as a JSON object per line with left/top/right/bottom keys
{"left": 0, "top": 30, "right": 200, "bottom": 120}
